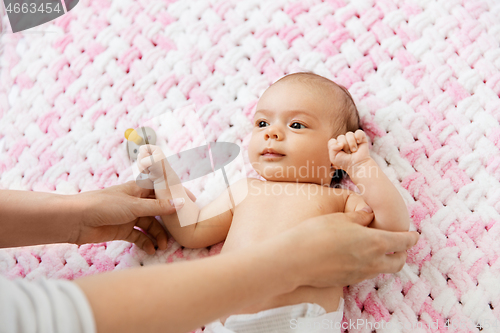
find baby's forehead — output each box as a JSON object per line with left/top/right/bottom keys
{"left": 258, "top": 82, "right": 338, "bottom": 113}
{"left": 274, "top": 79, "right": 345, "bottom": 106}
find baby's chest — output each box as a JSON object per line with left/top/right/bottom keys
{"left": 223, "top": 182, "right": 346, "bottom": 249}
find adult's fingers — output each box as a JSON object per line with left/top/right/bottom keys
{"left": 122, "top": 180, "right": 155, "bottom": 198}
{"left": 145, "top": 186, "right": 196, "bottom": 202}
{"left": 379, "top": 230, "right": 420, "bottom": 253}
{"left": 367, "top": 229, "right": 419, "bottom": 275}
{"left": 338, "top": 213, "right": 419, "bottom": 253}
{"left": 135, "top": 216, "right": 168, "bottom": 250}
{"left": 341, "top": 210, "right": 374, "bottom": 226}
{"left": 131, "top": 196, "right": 184, "bottom": 218}
{"left": 379, "top": 251, "right": 408, "bottom": 274}
{"left": 124, "top": 226, "right": 156, "bottom": 255}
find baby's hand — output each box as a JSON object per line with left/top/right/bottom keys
{"left": 328, "top": 130, "right": 371, "bottom": 173}
{"left": 137, "top": 145, "right": 168, "bottom": 184}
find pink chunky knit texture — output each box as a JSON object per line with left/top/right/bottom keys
{"left": 1, "top": 0, "right": 500, "bottom": 332}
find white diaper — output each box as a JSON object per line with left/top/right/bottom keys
{"left": 203, "top": 298, "right": 344, "bottom": 333}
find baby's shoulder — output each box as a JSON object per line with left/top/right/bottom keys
{"left": 231, "top": 177, "right": 258, "bottom": 191}
{"left": 227, "top": 177, "right": 258, "bottom": 205}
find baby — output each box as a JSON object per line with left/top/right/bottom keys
{"left": 137, "top": 72, "right": 410, "bottom": 332}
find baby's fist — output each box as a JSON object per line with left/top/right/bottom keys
{"left": 329, "top": 130, "right": 370, "bottom": 172}
{"left": 137, "top": 145, "right": 167, "bottom": 183}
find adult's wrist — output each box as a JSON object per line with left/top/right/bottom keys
{"left": 0, "top": 190, "right": 80, "bottom": 248}
{"left": 60, "top": 193, "right": 87, "bottom": 245}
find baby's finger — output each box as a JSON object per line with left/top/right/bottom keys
{"left": 328, "top": 139, "right": 343, "bottom": 157}
{"left": 137, "top": 153, "right": 150, "bottom": 172}
{"left": 346, "top": 132, "right": 358, "bottom": 153}
{"left": 139, "top": 156, "right": 154, "bottom": 171}
{"left": 145, "top": 145, "right": 166, "bottom": 161}
{"left": 138, "top": 145, "right": 153, "bottom": 158}
{"left": 136, "top": 161, "right": 150, "bottom": 175}
{"left": 328, "top": 138, "right": 336, "bottom": 147}
{"left": 336, "top": 135, "right": 350, "bottom": 154}
{"left": 137, "top": 146, "right": 156, "bottom": 171}
{"left": 354, "top": 130, "right": 367, "bottom": 144}
{"left": 139, "top": 145, "right": 165, "bottom": 166}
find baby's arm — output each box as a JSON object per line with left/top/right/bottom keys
{"left": 137, "top": 145, "right": 240, "bottom": 248}
{"left": 329, "top": 130, "right": 410, "bottom": 232}
{"left": 163, "top": 184, "right": 235, "bottom": 248}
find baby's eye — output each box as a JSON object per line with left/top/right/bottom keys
{"left": 257, "top": 121, "right": 268, "bottom": 128}
{"left": 290, "top": 122, "right": 306, "bottom": 129}
{"left": 134, "top": 149, "right": 138, "bottom": 154}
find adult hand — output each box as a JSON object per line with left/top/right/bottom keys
{"left": 70, "top": 181, "right": 196, "bottom": 254}
{"left": 74, "top": 209, "right": 418, "bottom": 333}
{"left": 276, "top": 210, "right": 419, "bottom": 289}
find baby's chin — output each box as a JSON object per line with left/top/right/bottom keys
{"left": 254, "top": 169, "right": 295, "bottom": 182}
{"left": 256, "top": 173, "right": 328, "bottom": 185}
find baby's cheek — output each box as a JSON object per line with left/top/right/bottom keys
{"left": 247, "top": 140, "right": 256, "bottom": 159}
{"left": 248, "top": 150, "right": 261, "bottom": 170}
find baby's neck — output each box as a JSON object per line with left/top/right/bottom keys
{"left": 261, "top": 178, "right": 331, "bottom": 187}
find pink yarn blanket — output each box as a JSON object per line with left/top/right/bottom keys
{"left": 1, "top": 0, "right": 499, "bottom": 332}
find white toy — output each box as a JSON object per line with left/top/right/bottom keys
{"left": 124, "top": 127, "right": 157, "bottom": 162}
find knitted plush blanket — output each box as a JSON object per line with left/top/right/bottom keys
{"left": 1, "top": 0, "right": 499, "bottom": 332}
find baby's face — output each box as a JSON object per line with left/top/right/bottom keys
{"left": 248, "top": 81, "right": 339, "bottom": 185}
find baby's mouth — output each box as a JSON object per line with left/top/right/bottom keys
{"left": 261, "top": 148, "right": 285, "bottom": 156}
{"left": 262, "top": 153, "right": 285, "bottom": 157}
{"left": 261, "top": 150, "right": 285, "bottom": 159}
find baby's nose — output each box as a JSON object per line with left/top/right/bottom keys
{"left": 264, "top": 126, "right": 283, "bottom": 140}
{"left": 265, "top": 133, "right": 279, "bottom": 140}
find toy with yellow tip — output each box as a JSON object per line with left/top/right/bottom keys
{"left": 125, "top": 127, "right": 157, "bottom": 162}
{"left": 124, "top": 128, "right": 145, "bottom": 145}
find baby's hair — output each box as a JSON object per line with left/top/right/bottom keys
{"left": 273, "top": 72, "right": 360, "bottom": 135}
{"left": 273, "top": 71, "right": 361, "bottom": 188}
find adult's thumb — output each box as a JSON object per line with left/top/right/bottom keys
{"left": 349, "top": 207, "right": 374, "bottom": 226}
{"left": 360, "top": 206, "right": 373, "bottom": 213}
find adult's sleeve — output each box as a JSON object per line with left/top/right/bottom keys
{"left": 0, "top": 274, "right": 96, "bottom": 333}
